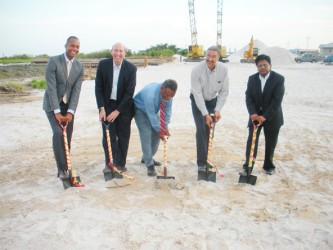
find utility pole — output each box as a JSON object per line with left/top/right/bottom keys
{"left": 306, "top": 37, "right": 310, "bottom": 50}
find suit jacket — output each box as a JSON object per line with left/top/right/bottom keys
{"left": 43, "top": 54, "right": 84, "bottom": 112}
{"left": 95, "top": 58, "right": 137, "bottom": 118}
{"left": 245, "top": 70, "right": 285, "bottom": 130}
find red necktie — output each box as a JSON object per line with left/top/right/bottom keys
{"left": 160, "top": 101, "right": 166, "bottom": 135}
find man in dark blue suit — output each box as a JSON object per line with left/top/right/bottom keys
{"left": 95, "top": 42, "right": 137, "bottom": 175}
{"left": 240, "top": 54, "right": 285, "bottom": 176}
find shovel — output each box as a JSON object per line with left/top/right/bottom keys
{"left": 103, "top": 122, "right": 115, "bottom": 181}
{"left": 103, "top": 121, "right": 136, "bottom": 183}
{"left": 59, "top": 122, "right": 85, "bottom": 189}
{"left": 157, "top": 138, "right": 175, "bottom": 179}
{"left": 198, "top": 114, "right": 221, "bottom": 182}
{"left": 238, "top": 121, "right": 260, "bottom": 185}
{"left": 206, "top": 118, "right": 217, "bottom": 182}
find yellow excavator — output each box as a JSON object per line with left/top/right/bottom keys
{"left": 187, "top": 0, "right": 228, "bottom": 62}
{"left": 240, "top": 36, "right": 259, "bottom": 63}
{"left": 187, "top": 0, "right": 204, "bottom": 61}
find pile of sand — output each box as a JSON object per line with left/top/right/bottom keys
{"left": 228, "top": 39, "right": 296, "bottom": 65}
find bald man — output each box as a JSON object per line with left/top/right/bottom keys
{"left": 95, "top": 42, "right": 137, "bottom": 177}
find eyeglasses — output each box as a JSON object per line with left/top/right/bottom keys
{"left": 257, "top": 64, "right": 269, "bottom": 68}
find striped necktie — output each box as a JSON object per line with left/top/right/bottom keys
{"left": 160, "top": 101, "right": 166, "bottom": 135}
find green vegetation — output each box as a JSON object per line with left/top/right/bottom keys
{"left": 2, "top": 44, "right": 187, "bottom": 63}
{"left": 1, "top": 58, "right": 32, "bottom": 64}
{"left": 77, "top": 44, "right": 187, "bottom": 58}
{"left": 135, "top": 44, "right": 187, "bottom": 57}
{"left": 0, "top": 82, "right": 24, "bottom": 94}
{"left": 1, "top": 54, "right": 49, "bottom": 64}
{"left": 30, "top": 79, "right": 46, "bottom": 89}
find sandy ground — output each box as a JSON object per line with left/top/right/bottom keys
{"left": 0, "top": 60, "right": 332, "bottom": 249}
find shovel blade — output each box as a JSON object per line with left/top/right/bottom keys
{"left": 198, "top": 170, "right": 207, "bottom": 181}
{"left": 207, "top": 171, "right": 216, "bottom": 182}
{"left": 113, "top": 172, "right": 123, "bottom": 179}
{"left": 157, "top": 175, "right": 175, "bottom": 179}
{"left": 238, "top": 175, "right": 257, "bottom": 185}
{"left": 104, "top": 171, "right": 114, "bottom": 181}
{"left": 103, "top": 168, "right": 114, "bottom": 181}
{"left": 157, "top": 167, "right": 175, "bottom": 179}
{"left": 206, "top": 161, "right": 216, "bottom": 182}
{"left": 61, "top": 177, "right": 72, "bottom": 189}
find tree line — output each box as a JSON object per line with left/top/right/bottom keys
{"left": 3, "top": 44, "right": 188, "bottom": 61}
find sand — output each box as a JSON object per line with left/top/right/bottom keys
{"left": 0, "top": 59, "right": 332, "bottom": 249}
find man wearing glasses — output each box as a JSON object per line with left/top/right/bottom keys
{"left": 240, "top": 54, "right": 285, "bottom": 176}
{"left": 190, "top": 46, "right": 229, "bottom": 181}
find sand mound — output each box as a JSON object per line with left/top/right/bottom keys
{"left": 261, "top": 47, "right": 296, "bottom": 65}
{"left": 228, "top": 39, "right": 296, "bottom": 65}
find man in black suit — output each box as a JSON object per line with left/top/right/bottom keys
{"left": 43, "top": 36, "right": 84, "bottom": 179}
{"left": 95, "top": 42, "right": 137, "bottom": 175}
{"left": 240, "top": 54, "right": 285, "bottom": 176}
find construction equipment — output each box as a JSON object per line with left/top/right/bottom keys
{"left": 238, "top": 122, "right": 261, "bottom": 185}
{"left": 216, "top": 0, "right": 228, "bottom": 62}
{"left": 58, "top": 122, "right": 85, "bottom": 189}
{"left": 187, "top": 0, "right": 204, "bottom": 61}
{"left": 186, "top": 0, "right": 228, "bottom": 62}
{"left": 240, "top": 36, "right": 259, "bottom": 63}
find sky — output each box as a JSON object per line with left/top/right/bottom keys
{"left": 1, "top": 0, "right": 333, "bottom": 56}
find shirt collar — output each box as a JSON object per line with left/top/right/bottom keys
{"left": 259, "top": 72, "right": 270, "bottom": 81}
{"left": 205, "top": 62, "right": 216, "bottom": 73}
{"left": 113, "top": 60, "right": 123, "bottom": 69}
{"left": 64, "top": 53, "right": 74, "bottom": 63}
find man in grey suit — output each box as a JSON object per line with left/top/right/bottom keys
{"left": 43, "top": 36, "right": 84, "bottom": 179}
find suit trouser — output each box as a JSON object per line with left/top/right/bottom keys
{"left": 46, "top": 102, "right": 74, "bottom": 172}
{"left": 134, "top": 109, "right": 160, "bottom": 167}
{"left": 244, "top": 124, "right": 280, "bottom": 171}
{"left": 190, "top": 94, "right": 217, "bottom": 167}
{"left": 102, "top": 100, "right": 132, "bottom": 167}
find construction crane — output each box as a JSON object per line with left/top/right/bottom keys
{"left": 240, "top": 35, "right": 259, "bottom": 63}
{"left": 187, "top": 0, "right": 204, "bottom": 61}
{"left": 187, "top": 0, "right": 228, "bottom": 62}
{"left": 216, "top": 0, "right": 228, "bottom": 62}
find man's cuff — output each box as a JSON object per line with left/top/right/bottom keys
{"left": 54, "top": 109, "right": 61, "bottom": 114}
{"left": 67, "top": 109, "right": 75, "bottom": 114}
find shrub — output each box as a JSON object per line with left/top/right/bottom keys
{"left": 30, "top": 79, "right": 46, "bottom": 89}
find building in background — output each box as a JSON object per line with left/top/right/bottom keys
{"left": 319, "top": 43, "right": 333, "bottom": 56}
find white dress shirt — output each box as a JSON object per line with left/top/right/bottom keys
{"left": 110, "top": 61, "right": 122, "bottom": 100}
{"left": 259, "top": 72, "right": 270, "bottom": 92}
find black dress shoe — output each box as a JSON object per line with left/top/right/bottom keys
{"left": 147, "top": 165, "right": 157, "bottom": 176}
{"left": 264, "top": 169, "right": 275, "bottom": 175}
{"left": 153, "top": 160, "right": 161, "bottom": 166}
{"left": 141, "top": 159, "right": 161, "bottom": 166}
